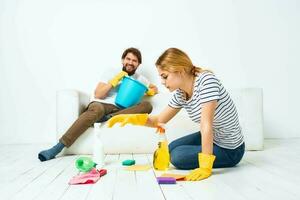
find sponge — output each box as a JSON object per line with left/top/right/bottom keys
{"left": 157, "top": 177, "right": 176, "bottom": 184}
{"left": 122, "top": 159, "right": 136, "bottom": 166}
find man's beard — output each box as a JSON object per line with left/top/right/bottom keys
{"left": 122, "top": 65, "right": 137, "bottom": 76}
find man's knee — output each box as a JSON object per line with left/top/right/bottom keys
{"left": 87, "top": 102, "right": 105, "bottom": 119}
{"left": 140, "top": 101, "right": 153, "bottom": 113}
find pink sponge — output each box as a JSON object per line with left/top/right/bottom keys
{"left": 157, "top": 177, "right": 176, "bottom": 184}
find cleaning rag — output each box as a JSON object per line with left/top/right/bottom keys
{"left": 69, "top": 168, "right": 107, "bottom": 185}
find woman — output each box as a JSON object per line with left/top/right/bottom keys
{"left": 107, "top": 48, "right": 245, "bottom": 181}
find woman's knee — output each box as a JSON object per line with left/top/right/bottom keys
{"left": 170, "top": 147, "right": 195, "bottom": 170}
{"left": 170, "top": 151, "right": 186, "bottom": 169}
{"left": 168, "top": 140, "right": 178, "bottom": 153}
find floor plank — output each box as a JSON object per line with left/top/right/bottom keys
{"left": 146, "top": 154, "right": 193, "bottom": 200}
{"left": 133, "top": 154, "right": 165, "bottom": 200}
{"left": 13, "top": 155, "right": 77, "bottom": 200}
{"left": 86, "top": 154, "right": 120, "bottom": 200}
{"left": 1, "top": 139, "right": 300, "bottom": 200}
{"left": 34, "top": 155, "right": 79, "bottom": 200}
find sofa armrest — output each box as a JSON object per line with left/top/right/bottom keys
{"left": 56, "top": 89, "right": 90, "bottom": 140}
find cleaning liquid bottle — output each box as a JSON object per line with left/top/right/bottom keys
{"left": 153, "top": 126, "right": 170, "bottom": 170}
{"left": 93, "top": 123, "right": 105, "bottom": 169}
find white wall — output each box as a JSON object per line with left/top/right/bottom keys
{"left": 0, "top": 0, "right": 299, "bottom": 144}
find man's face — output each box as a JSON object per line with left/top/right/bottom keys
{"left": 122, "top": 52, "right": 140, "bottom": 76}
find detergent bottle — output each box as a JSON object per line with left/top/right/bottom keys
{"left": 93, "top": 123, "right": 105, "bottom": 168}
{"left": 153, "top": 126, "right": 170, "bottom": 170}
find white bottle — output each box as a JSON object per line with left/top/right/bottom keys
{"left": 93, "top": 123, "right": 105, "bottom": 169}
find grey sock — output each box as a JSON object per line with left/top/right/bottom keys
{"left": 38, "top": 142, "right": 65, "bottom": 162}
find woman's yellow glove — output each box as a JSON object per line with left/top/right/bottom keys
{"left": 107, "top": 114, "right": 148, "bottom": 128}
{"left": 185, "top": 153, "right": 216, "bottom": 181}
{"left": 109, "top": 71, "right": 128, "bottom": 87}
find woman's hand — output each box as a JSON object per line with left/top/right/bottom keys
{"left": 107, "top": 114, "right": 148, "bottom": 128}
{"left": 185, "top": 153, "right": 216, "bottom": 181}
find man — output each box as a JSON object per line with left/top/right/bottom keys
{"left": 38, "top": 47, "right": 157, "bottom": 161}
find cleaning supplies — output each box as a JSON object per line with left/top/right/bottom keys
{"left": 157, "top": 177, "right": 176, "bottom": 184}
{"left": 122, "top": 159, "right": 136, "bottom": 166}
{"left": 115, "top": 76, "right": 148, "bottom": 108}
{"left": 75, "top": 157, "right": 96, "bottom": 172}
{"left": 153, "top": 126, "right": 170, "bottom": 170}
{"left": 69, "top": 168, "right": 107, "bottom": 185}
{"left": 93, "top": 123, "right": 105, "bottom": 168}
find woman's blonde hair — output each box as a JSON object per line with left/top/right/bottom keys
{"left": 155, "top": 48, "right": 211, "bottom": 76}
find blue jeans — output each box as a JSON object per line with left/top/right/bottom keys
{"left": 169, "top": 132, "right": 245, "bottom": 170}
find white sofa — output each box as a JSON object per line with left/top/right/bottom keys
{"left": 56, "top": 88, "right": 264, "bottom": 155}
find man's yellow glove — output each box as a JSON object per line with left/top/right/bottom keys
{"left": 146, "top": 88, "right": 156, "bottom": 96}
{"left": 109, "top": 71, "right": 128, "bottom": 87}
{"left": 185, "top": 153, "right": 216, "bottom": 181}
{"left": 107, "top": 114, "right": 148, "bottom": 128}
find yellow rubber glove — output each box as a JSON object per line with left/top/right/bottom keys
{"left": 109, "top": 71, "right": 128, "bottom": 87}
{"left": 146, "top": 88, "right": 156, "bottom": 96}
{"left": 185, "top": 153, "right": 216, "bottom": 181}
{"left": 107, "top": 114, "right": 148, "bottom": 128}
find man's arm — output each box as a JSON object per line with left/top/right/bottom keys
{"left": 94, "top": 82, "right": 113, "bottom": 99}
{"left": 95, "top": 70, "right": 128, "bottom": 99}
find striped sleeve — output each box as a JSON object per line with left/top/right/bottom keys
{"left": 199, "top": 73, "right": 220, "bottom": 104}
{"left": 168, "top": 90, "right": 183, "bottom": 109}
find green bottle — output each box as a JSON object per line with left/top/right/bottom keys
{"left": 75, "top": 157, "right": 96, "bottom": 172}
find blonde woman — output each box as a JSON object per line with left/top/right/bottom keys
{"left": 107, "top": 48, "right": 245, "bottom": 181}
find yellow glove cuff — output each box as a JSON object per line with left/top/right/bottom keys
{"left": 133, "top": 114, "right": 149, "bottom": 125}
{"left": 198, "top": 153, "right": 216, "bottom": 169}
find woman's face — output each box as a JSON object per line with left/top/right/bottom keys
{"left": 157, "top": 68, "right": 182, "bottom": 92}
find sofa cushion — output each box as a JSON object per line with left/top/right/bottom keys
{"left": 57, "top": 88, "right": 264, "bottom": 155}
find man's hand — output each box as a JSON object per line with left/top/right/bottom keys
{"left": 109, "top": 71, "right": 128, "bottom": 87}
{"left": 107, "top": 114, "right": 148, "bottom": 128}
{"left": 185, "top": 153, "right": 216, "bottom": 181}
{"left": 146, "top": 84, "right": 158, "bottom": 96}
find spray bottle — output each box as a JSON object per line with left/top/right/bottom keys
{"left": 153, "top": 126, "right": 170, "bottom": 170}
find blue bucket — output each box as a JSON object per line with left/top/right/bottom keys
{"left": 115, "top": 76, "right": 148, "bottom": 108}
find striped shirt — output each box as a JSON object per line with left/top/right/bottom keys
{"left": 168, "top": 72, "right": 244, "bottom": 149}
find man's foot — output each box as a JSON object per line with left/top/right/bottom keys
{"left": 38, "top": 142, "right": 65, "bottom": 162}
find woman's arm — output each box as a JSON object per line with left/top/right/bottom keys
{"left": 145, "top": 106, "right": 181, "bottom": 127}
{"left": 200, "top": 100, "right": 218, "bottom": 155}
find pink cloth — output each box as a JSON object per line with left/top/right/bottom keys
{"left": 69, "top": 168, "right": 107, "bottom": 185}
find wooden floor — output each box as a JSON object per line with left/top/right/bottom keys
{"left": 1, "top": 139, "right": 300, "bottom": 200}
